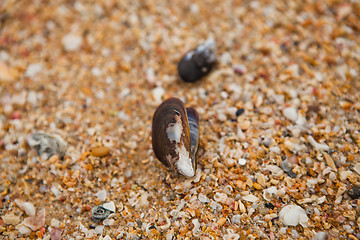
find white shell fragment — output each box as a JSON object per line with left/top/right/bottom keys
{"left": 279, "top": 205, "right": 309, "bottom": 227}
{"left": 263, "top": 186, "right": 278, "bottom": 201}
{"left": 2, "top": 213, "right": 21, "bottom": 225}
{"left": 23, "top": 208, "right": 46, "bottom": 231}
{"left": 14, "top": 199, "right": 36, "bottom": 216}
{"left": 102, "top": 201, "right": 115, "bottom": 212}
{"left": 307, "top": 136, "right": 330, "bottom": 151}
{"left": 242, "top": 194, "right": 259, "bottom": 202}
{"left": 25, "top": 63, "right": 43, "bottom": 78}
{"left": 16, "top": 224, "right": 32, "bottom": 235}
{"left": 95, "top": 190, "right": 107, "bottom": 202}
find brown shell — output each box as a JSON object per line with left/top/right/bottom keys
{"left": 152, "top": 97, "right": 194, "bottom": 176}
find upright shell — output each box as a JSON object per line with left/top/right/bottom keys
{"left": 152, "top": 98, "right": 199, "bottom": 177}
{"left": 178, "top": 38, "right": 216, "bottom": 83}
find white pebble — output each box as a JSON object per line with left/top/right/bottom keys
{"left": 313, "top": 232, "right": 328, "bottom": 240}
{"left": 242, "top": 194, "right": 259, "bottom": 202}
{"left": 238, "top": 158, "right": 247, "bottom": 166}
{"left": 95, "top": 190, "right": 107, "bottom": 201}
{"left": 152, "top": 86, "right": 165, "bottom": 103}
{"left": 94, "top": 225, "right": 104, "bottom": 235}
{"left": 99, "top": 235, "right": 112, "bottom": 240}
{"left": 25, "top": 63, "right": 43, "bottom": 78}
{"left": 279, "top": 205, "right": 308, "bottom": 227}
{"left": 62, "top": 34, "right": 83, "bottom": 52}
{"left": 103, "top": 218, "right": 115, "bottom": 226}
{"left": 219, "top": 52, "right": 232, "bottom": 65}
{"left": 269, "top": 146, "right": 281, "bottom": 154}
{"left": 27, "top": 91, "right": 37, "bottom": 106}
{"left": 14, "top": 199, "right": 36, "bottom": 216}
{"left": 231, "top": 214, "right": 241, "bottom": 225}
{"left": 50, "top": 218, "right": 60, "bottom": 228}
{"left": 102, "top": 201, "right": 115, "bottom": 212}
{"left": 190, "top": 3, "right": 199, "bottom": 13}
{"left": 91, "top": 67, "right": 102, "bottom": 76}
{"left": 283, "top": 107, "right": 298, "bottom": 122}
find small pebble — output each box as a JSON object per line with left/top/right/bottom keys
{"left": 257, "top": 173, "right": 266, "bottom": 187}
{"left": 280, "top": 160, "right": 293, "bottom": 173}
{"left": 90, "top": 146, "right": 110, "bottom": 157}
{"left": 253, "top": 182, "right": 262, "bottom": 190}
{"left": 152, "top": 87, "right": 165, "bottom": 103}
{"left": 313, "top": 232, "right": 328, "bottom": 240}
{"left": 238, "top": 158, "right": 247, "bottom": 166}
{"left": 235, "top": 108, "right": 244, "bottom": 116}
{"left": 25, "top": 63, "right": 43, "bottom": 78}
{"left": 50, "top": 227, "right": 63, "bottom": 240}
{"left": 95, "top": 190, "right": 107, "bottom": 201}
{"left": 62, "top": 34, "right": 83, "bottom": 51}
{"left": 233, "top": 64, "right": 247, "bottom": 75}
{"left": 348, "top": 186, "right": 360, "bottom": 199}
{"left": 283, "top": 107, "right": 298, "bottom": 122}
{"left": 217, "top": 217, "right": 227, "bottom": 226}
{"left": 242, "top": 194, "right": 259, "bottom": 202}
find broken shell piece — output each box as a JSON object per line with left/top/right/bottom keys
{"left": 14, "top": 199, "right": 36, "bottom": 216}
{"left": 152, "top": 98, "right": 199, "bottom": 177}
{"left": 263, "top": 186, "right": 278, "bottom": 201}
{"left": 178, "top": 38, "right": 216, "bottom": 82}
{"left": 16, "top": 224, "right": 32, "bottom": 235}
{"left": 23, "top": 208, "right": 45, "bottom": 231}
{"left": 27, "top": 132, "right": 67, "bottom": 160}
{"left": 102, "top": 201, "right": 116, "bottom": 212}
{"left": 279, "top": 205, "right": 309, "bottom": 227}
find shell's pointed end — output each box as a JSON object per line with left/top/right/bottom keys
{"left": 176, "top": 158, "right": 195, "bottom": 178}
{"left": 175, "top": 145, "right": 195, "bottom": 177}
{"left": 196, "top": 38, "right": 216, "bottom": 63}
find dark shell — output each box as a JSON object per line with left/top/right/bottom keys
{"left": 178, "top": 39, "right": 216, "bottom": 83}
{"left": 186, "top": 107, "right": 199, "bottom": 170}
{"left": 152, "top": 98, "right": 198, "bottom": 177}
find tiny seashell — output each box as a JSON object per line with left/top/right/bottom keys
{"left": 91, "top": 203, "right": 114, "bottom": 223}
{"left": 178, "top": 38, "right": 216, "bottom": 82}
{"left": 27, "top": 132, "right": 67, "bottom": 160}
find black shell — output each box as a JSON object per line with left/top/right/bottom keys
{"left": 152, "top": 98, "right": 199, "bottom": 177}
{"left": 178, "top": 39, "right": 216, "bottom": 83}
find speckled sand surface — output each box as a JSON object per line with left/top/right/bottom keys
{"left": 0, "top": 0, "right": 360, "bottom": 239}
